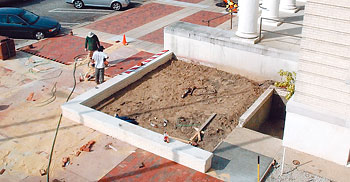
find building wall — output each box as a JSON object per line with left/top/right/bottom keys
{"left": 283, "top": 0, "right": 350, "bottom": 166}
{"left": 294, "top": 0, "right": 350, "bottom": 118}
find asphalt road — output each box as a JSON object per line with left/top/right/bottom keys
{"left": 0, "top": 0, "right": 135, "bottom": 29}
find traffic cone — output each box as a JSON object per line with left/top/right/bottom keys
{"left": 122, "top": 34, "right": 128, "bottom": 45}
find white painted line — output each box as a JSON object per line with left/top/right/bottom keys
{"left": 50, "top": 10, "right": 110, "bottom": 14}
{"left": 49, "top": 8, "right": 112, "bottom": 14}
{"left": 51, "top": 8, "right": 114, "bottom": 12}
{"left": 60, "top": 22, "right": 80, "bottom": 25}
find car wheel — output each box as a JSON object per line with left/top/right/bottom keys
{"left": 111, "top": 2, "right": 122, "bottom": 11}
{"left": 74, "top": 0, "right": 84, "bottom": 9}
{"left": 34, "top": 31, "right": 45, "bottom": 40}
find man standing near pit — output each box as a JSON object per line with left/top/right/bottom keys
{"left": 92, "top": 46, "right": 108, "bottom": 85}
{"left": 85, "top": 32, "right": 100, "bottom": 60}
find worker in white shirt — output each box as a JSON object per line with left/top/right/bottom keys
{"left": 91, "top": 46, "right": 109, "bottom": 85}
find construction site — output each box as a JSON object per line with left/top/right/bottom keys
{"left": 0, "top": 0, "right": 350, "bottom": 181}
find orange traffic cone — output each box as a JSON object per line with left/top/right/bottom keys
{"left": 122, "top": 34, "right": 128, "bottom": 45}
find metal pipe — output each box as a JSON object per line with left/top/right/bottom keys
{"left": 261, "top": 17, "right": 303, "bottom": 26}
{"left": 202, "top": 13, "right": 231, "bottom": 27}
{"left": 230, "top": 13, "right": 233, "bottom": 29}
{"left": 259, "top": 17, "right": 262, "bottom": 41}
{"left": 261, "top": 29, "right": 302, "bottom": 38}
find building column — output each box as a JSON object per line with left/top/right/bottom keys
{"left": 235, "top": 0, "right": 260, "bottom": 39}
{"left": 280, "top": 0, "right": 298, "bottom": 13}
{"left": 262, "top": 0, "right": 282, "bottom": 26}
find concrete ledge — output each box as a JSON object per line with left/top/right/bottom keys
{"left": 284, "top": 97, "right": 350, "bottom": 166}
{"left": 164, "top": 21, "right": 298, "bottom": 81}
{"left": 239, "top": 86, "right": 274, "bottom": 128}
{"left": 62, "top": 50, "right": 213, "bottom": 173}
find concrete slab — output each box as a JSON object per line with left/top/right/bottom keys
{"left": 209, "top": 142, "right": 273, "bottom": 182}
{"left": 279, "top": 147, "right": 350, "bottom": 182}
{"left": 224, "top": 127, "right": 282, "bottom": 158}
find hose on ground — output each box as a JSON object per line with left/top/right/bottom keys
{"left": 46, "top": 54, "right": 83, "bottom": 182}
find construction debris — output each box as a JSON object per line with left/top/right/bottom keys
{"left": 62, "top": 157, "right": 70, "bottom": 167}
{"left": 169, "top": 136, "right": 198, "bottom": 146}
{"left": 190, "top": 113, "right": 217, "bottom": 142}
{"left": 292, "top": 160, "right": 300, "bottom": 165}
{"left": 0, "top": 169, "right": 5, "bottom": 175}
{"left": 75, "top": 151, "right": 81, "bottom": 156}
{"left": 181, "top": 88, "right": 192, "bottom": 98}
{"left": 39, "top": 169, "right": 47, "bottom": 176}
{"left": 190, "top": 86, "right": 196, "bottom": 95}
{"left": 105, "top": 143, "right": 118, "bottom": 151}
{"left": 80, "top": 140, "right": 96, "bottom": 152}
{"left": 150, "top": 122, "right": 158, "bottom": 128}
{"left": 163, "top": 132, "right": 170, "bottom": 143}
{"left": 163, "top": 119, "right": 168, "bottom": 127}
{"left": 26, "top": 92, "right": 34, "bottom": 101}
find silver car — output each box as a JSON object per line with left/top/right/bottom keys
{"left": 65, "top": 0, "right": 130, "bottom": 11}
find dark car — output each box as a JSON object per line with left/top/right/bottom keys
{"left": 0, "top": 7, "right": 61, "bottom": 40}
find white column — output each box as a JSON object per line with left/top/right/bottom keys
{"left": 280, "top": 0, "right": 298, "bottom": 13}
{"left": 262, "top": 0, "right": 282, "bottom": 26}
{"left": 235, "top": 0, "right": 260, "bottom": 39}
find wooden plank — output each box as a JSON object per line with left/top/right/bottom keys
{"left": 169, "top": 136, "right": 190, "bottom": 144}
{"left": 190, "top": 113, "right": 217, "bottom": 141}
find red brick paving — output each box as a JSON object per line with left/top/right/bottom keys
{"left": 139, "top": 27, "right": 164, "bottom": 45}
{"left": 19, "top": 35, "right": 112, "bottom": 65}
{"left": 181, "top": 10, "right": 232, "bottom": 27}
{"left": 140, "top": 10, "right": 232, "bottom": 45}
{"left": 176, "top": 0, "right": 203, "bottom": 4}
{"left": 99, "top": 149, "right": 223, "bottom": 182}
{"left": 85, "top": 3, "right": 183, "bottom": 35}
{"left": 105, "top": 51, "right": 153, "bottom": 77}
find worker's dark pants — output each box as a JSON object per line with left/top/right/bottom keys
{"left": 95, "top": 68, "right": 104, "bottom": 84}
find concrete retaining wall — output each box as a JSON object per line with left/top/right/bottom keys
{"left": 164, "top": 22, "right": 298, "bottom": 81}
{"left": 61, "top": 51, "right": 213, "bottom": 173}
{"left": 239, "top": 86, "right": 274, "bottom": 129}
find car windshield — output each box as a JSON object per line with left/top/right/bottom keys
{"left": 19, "top": 10, "right": 39, "bottom": 24}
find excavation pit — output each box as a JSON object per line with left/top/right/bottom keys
{"left": 94, "top": 59, "right": 269, "bottom": 151}
{"left": 61, "top": 51, "right": 271, "bottom": 172}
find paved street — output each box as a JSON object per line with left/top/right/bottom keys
{"left": 1, "top": 0, "right": 141, "bottom": 28}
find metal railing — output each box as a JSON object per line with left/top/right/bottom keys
{"left": 202, "top": 12, "right": 234, "bottom": 29}
{"left": 259, "top": 17, "right": 303, "bottom": 42}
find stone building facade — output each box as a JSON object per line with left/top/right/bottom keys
{"left": 283, "top": 0, "right": 350, "bottom": 166}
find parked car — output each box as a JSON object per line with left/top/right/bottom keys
{"left": 65, "top": 0, "right": 130, "bottom": 11}
{"left": 0, "top": 7, "right": 61, "bottom": 40}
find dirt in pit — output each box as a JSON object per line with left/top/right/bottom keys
{"left": 94, "top": 59, "right": 272, "bottom": 151}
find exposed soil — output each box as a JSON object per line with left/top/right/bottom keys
{"left": 94, "top": 59, "right": 272, "bottom": 151}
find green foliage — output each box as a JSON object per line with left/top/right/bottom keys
{"left": 274, "top": 69, "right": 296, "bottom": 100}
